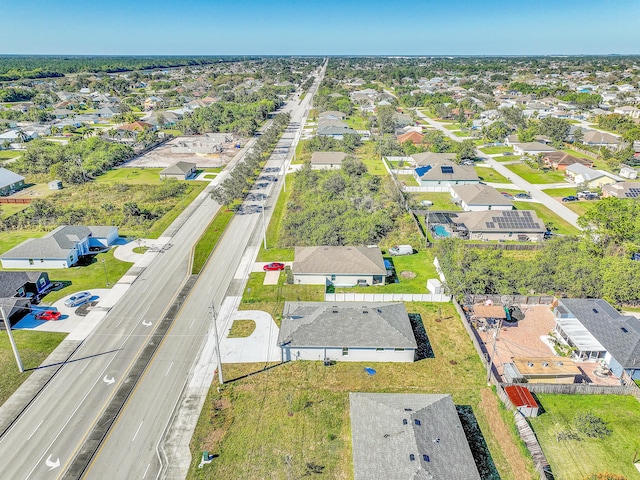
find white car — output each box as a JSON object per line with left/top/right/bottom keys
{"left": 64, "top": 291, "right": 92, "bottom": 307}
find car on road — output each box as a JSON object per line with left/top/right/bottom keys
{"left": 263, "top": 262, "right": 285, "bottom": 271}
{"left": 35, "top": 310, "right": 62, "bottom": 321}
{"left": 64, "top": 291, "right": 92, "bottom": 307}
{"left": 562, "top": 195, "right": 578, "bottom": 202}
{"left": 515, "top": 193, "right": 531, "bottom": 199}
{"left": 500, "top": 192, "right": 514, "bottom": 199}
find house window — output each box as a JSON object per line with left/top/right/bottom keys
{"left": 394, "top": 348, "right": 404, "bottom": 352}
{"left": 376, "top": 348, "right": 384, "bottom": 351}
{"left": 342, "top": 347, "right": 349, "bottom": 356}
{"left": 28, "top": 259, "right": 34, "bottom": 265}
{"left": 331, "top": 275, "right": 336, "bottom": 281}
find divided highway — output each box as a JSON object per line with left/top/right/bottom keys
{"left": 0, "top": 61, "right": 326, "bottom": 480}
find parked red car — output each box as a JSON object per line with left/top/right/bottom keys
{"left": 35, "top": 310, "right": 61, "bottom": 321}
{"left": 263, "top": 262, "right": 285, "bottom": 271}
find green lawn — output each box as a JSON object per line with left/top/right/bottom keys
{"left": 95, "top": 168, "right": 164, "bottom": 185}
{"left": 1, "top": 203, "right": 30, "bottom": 219}
{"left": 192, "top": 208, "right": 236, "bottom": 274}
{"left": 453, "top": 130, "right": 472, "bottom": 138}
{"left": 409, "top": 192, "right": 460, "bottom": 210}
{"left": 480, "top": 146, "right": 514, "bottom": 155}
{"left": 0, "top": 331, "right": 68, "bottom": 407}
{"left": 187, "top": 302, "right": 535, "bottom": 480}
{"left": 396, "top": 174, "right": 419, "bottom": 186}
{"left": 344, "top": 116, "right": 368, "bottom": 131}
{"left": 475, "top": 166, "right": 511, "bottom": 183}
{"left": 335, "top": 250, "right": 439, "bottom": 294}
{"left": 0, "top": 229, "right": 46, "bottom": 255}
{"left": 541, "top": 187, "right": 580, "bottom": 198}
{"left": 443, "top": 123, "right": 460, "bottom": 131}
{"left": 541, "top": 188, "right": 599, "bottom": 216}
{"left": 494, "top": 155, "right": 522, "bottom": 163}
{"left": 356, "top": 143, "right": 388, "bottom": 176}
{"left": 27, "top": 249, "right": 134, "bottom": 304}
{"left": 0, "top": 151, "right": 21, "bottom": 160}
{"left": 512, "top": 201, "right": 580, "bottom": 235}
{"left": 530, "top": 394, "right": 640, "bottom": 480}
{"left": 257, "top": 178, "right": 294, "bottom": 262}
{"left": 505, "top": 163, "right": 567, "bottom": 184}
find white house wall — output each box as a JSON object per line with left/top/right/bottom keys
{"left": 283, "top": 346, "right": 415, "bottom": 363}
{"left": 604, "top": 352, "right": 624, "bottom": 378}
{"left": 1, "top": 257, "right": 73, "bottom": 269}
{"left": 293, "top": 273, "right": 379, "bottom": 287}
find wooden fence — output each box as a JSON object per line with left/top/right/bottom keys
{"left": 504, "top": 381, "right": 640, "bottom": 400}
{"left": 0, "top": 197, "right": 31, "bottom": 204}
{"left": 463, "top": 294, "right": 555, "bottom": 306}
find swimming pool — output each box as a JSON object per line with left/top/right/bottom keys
{"left": 432, "top": 225, "right": 451, "bottom": 238}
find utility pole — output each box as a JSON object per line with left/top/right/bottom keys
{"left": 101, "top": 259, "right": 110, "bottom": 286}
{"left": 1, "top": 306, "right": 23, "bottom": 372}
{"left": 210, "top": 303, "right": 223, "bottom": 385}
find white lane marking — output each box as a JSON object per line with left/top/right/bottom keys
{"left": 143, "top": 463, "right": 150, "bottom": 479}
{"left": 132, "top": 421, "right": 144, "bottom": 442}
{"left": 27, "top": 420, "right": 43, "bottom": 441}
{"left": 165, "top": 362, "right": 173, "bottom": 376}
{"left": 189, "top": 317, "right": 196, "bottom": 329}
{"left": 45, "top": 455, "right": 60, "bottom": 471}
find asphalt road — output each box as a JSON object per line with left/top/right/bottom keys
{"left": 0, "top": 61, "right": 325, "bottom": 480}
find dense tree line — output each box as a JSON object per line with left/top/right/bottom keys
{"left": 12, "top": 137, "right": 134, "bottom": 184}
{"left": 210, "top": 113, "right": 290, "bottom": 207}
{"left": 279, "top": 159, "right": 402, "bottom": 246}
{"left": 0, "top": 56, "right": 255, "bottom": 81}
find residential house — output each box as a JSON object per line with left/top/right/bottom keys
{"left": 0, "top": 225, "right": 119, "bottom": 269}
{"left": 601, "top": 182, "right": 640, "bottom": 199}
{"left": 619, "top": 165, "right": 638, "bottom": 180}
{"left": 0, "top": 168, "right": 25, "bottom": 196}
{"left": 412, "top": 159, "right": 480, "bottom": 192}
{"left": 159, "top": 161, "right": 197, "bottom": 180}
{"left": 393, "top": 112, "right": 414, "bottom": 127}
{"left": 119, "top": 121, "right": 154, "bottom": 133}
{"left": 278, "top": 302, "right": 417, "bottom": 363}
{"left": 453, "top": 210, "right": 546, "bottom": 241}
{"left": 94, "top": 106, "right": 120, "bottom": 118}
{"left": 397, "top": 131, "right": 424, "bottom": 145}
{"left": 316, "top": 123, "right": 357, "bottom": 140}
{"left": 542, "top": 151, "right": 594, "bottom": 171}
{"left": 292, "top": 246, "right": 386, "bottom": 287}
{"left": 411, "top": 152, "right": 457, "bottom": 166}
{"left": 0, "top": 271, "right": 51, "bottom": 300}
{"left": 310, "top": 151, "right": 347, "bottom": 170}
{"left": 582, "top": 130, "right": 620, "bottom": 149}
{"left": 349, "top": 393, "right": 481, "bottom": 480}
{"left": 565, "top": 163, "right": 619, "bottom": 188}
{"left": 512, "top": 142, "right": 557, "bottom": 156}
{"left": 450, "top": 184, "right": 514, "bottom": 211}
{"left": 318, "top": 110, "right": 347, "bottom": 121}
{"left": 614, "top": 106, "right": 640, "bottom": 119}
{"left": 553, "top": 298, "right": 640, "bottom": 380}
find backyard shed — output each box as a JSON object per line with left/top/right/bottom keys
{"left": 504, "top": 385, "right": 539, "bottom": 417}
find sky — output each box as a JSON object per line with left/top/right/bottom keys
{"left": 3, "top": 0, "right": 640, "bottom": 56}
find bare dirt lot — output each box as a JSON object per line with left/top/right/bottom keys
{"left": 123, "top": 136, "right": 243, "bottom": 168}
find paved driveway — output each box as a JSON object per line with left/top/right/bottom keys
{"left": 220, "top": 310, "right": 281, "bottom": 363}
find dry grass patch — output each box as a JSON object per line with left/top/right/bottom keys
{"left": 227, "top": 320, "right": 256, "bottom": 338}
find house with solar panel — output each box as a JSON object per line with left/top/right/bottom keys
{"left": 553, "top": 298, "right": 640, "bottom": 380}
{"left": 412, "top": 159, "right": 480, "bottom": 192}
{"left": 601, "top": 182, "right": 640, "bottom": 199}
{"left": 452, "top": 210, "right": 546, "bottom": 241}
{"left": 349, "top": 393, "right": 481, "bottom": 480}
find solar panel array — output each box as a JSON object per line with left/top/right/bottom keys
{"left": 485, "top": 210, "right": 542, "bottom": 230}
{"left": 440, "top": 166, "right": 454, "bottom": 174}
{"left": 624, "top": 187, "right": 640, "bottom": 198}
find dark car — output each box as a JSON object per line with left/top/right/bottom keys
{"left": 562, "top": 195, "right": 578, "bottom": 202}
{"left": 35, "top": 310, "right": 61, "bottom": 321}
{"left": 515, "top": 193, "right": 531, "bottom": 199}
{"left": 263, "top": 262, "right": 285, "bottom": 271}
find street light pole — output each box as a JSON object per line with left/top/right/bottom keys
{"left": 1, "top": 306, "right": 23, "bottom": 373}
{"left": 101, "top": 259, "right": 110, "bottom": 287}
{"left": 210, "top": 303, "right": 224, "bottom": 385}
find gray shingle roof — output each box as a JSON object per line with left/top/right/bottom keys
{"left": 350, "top": 393, "right": 480, "bottom": 480}
{"left": 310, "top": 152, "right": 348, "bottom": 165}
{"left": 161, "top": 161, "right": 196, "bottom": 175}
{"left": 558, "top": 298, "right": 640, "bottom": 368}
{"left": 0, "top": 271, "right": 45, "bottom": 297}
{"left": 0, "top": 167, "right": 24, "bottom": 190}
{"left": 410, "top": 152, "right": 456, "bottom": 166}
{"left": 293, "top": 246, "right": 386, "bottom": 276}
{"left": 278, "top": 302, "right": 417, "bottom": 349}
{"left": 514, "top": 142, "right": 557, "bottom": 152}
{"left": 451, "top": 184, "right": 513, "bottom": 207}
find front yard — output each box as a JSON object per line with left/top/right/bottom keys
{"left": 512, "top": 201, "right": 580, "bottom": 235}
{"left": 187, "top": 302, "right": 536, "bottom": 479}
{"left": 479, "top": 146, "right": 514, "bottom": 155}
{"left": 475, "top": 166, "right": 511, "bottom": 183}
{"left": 530, "top": 394, "right": 640, "bottom": 480}
{"left": 505, "top": 163, "right": 567, "bottom": 184}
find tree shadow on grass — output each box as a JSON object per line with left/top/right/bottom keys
{"left": 408, "top": 313, "right": 434, "bottom": 360}
{"left": 456, "top": 405, "right": 500, "bottom": 480}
